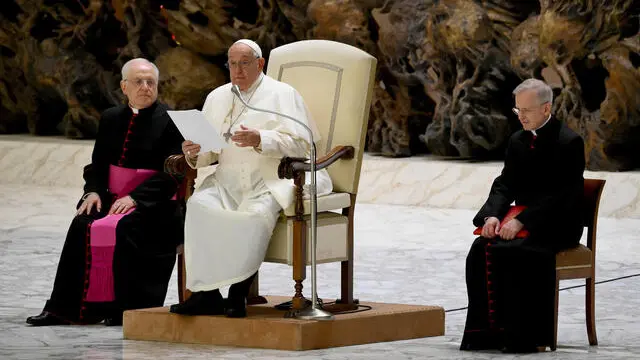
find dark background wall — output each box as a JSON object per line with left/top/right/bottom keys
{"left": 0, "top": 0, "right": 638, "bottom": 170}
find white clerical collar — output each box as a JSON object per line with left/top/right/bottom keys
{"left": 240, "top": 73, "right": 264, "bottom": 95}
{"left": 531, "top": 114, "right": 551, "bottom": 136}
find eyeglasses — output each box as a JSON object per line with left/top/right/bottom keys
{"left": 124, "top": 78, "right": 157, "bottom": 88}
{"left": 225, "top": 57, "right": 258, "bottom": 70}
{"left": 512, "top": 102, "right": 549, "bottom": 116}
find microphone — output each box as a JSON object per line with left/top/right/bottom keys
{"left": 230, "top": 84, "right": 242, "bottom": 99}
{"left": 231, "top": 85, "right": 315, "bottom": 141}
{"left": 231, "top": 84, "right": 332, "bottom": 320}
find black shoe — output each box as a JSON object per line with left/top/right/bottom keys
{"left": 169, "top": 290, "right": 225, "bottom": 316}
{"left": 225, "top": 297, "right": 247, "bottom": 318}
{"left": 26, "top": 311, "right": 69, "bottom": 326}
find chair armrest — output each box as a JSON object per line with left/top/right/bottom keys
{"left": 278, "top": 145, "right": 355, "bottom": 180}
{"left": 165, "top": 154, "right": 188, "bottom": 176}
{"left": 164, "top": 154, "right": 201, "bottom": 200}
{"left": 164, "top": 154, "right": 216, "bottom": 175}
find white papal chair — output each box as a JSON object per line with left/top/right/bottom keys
{"left": 166, "top": 39, "right": 377, "bottom": 313}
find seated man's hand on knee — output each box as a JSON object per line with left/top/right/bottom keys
{"left": 481, "top": 217, "right": 501, "bottom": 238}
{"left": 77, "top": 192, "right": 101, "bottom": 216}
{"left": 108, "top": 195, "right": 136, "bottom": 215}
{"left": 497, "top": 219, "right": 524, "bottom": 241}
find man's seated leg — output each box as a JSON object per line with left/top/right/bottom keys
{"left": 109, "top": 210, "right": 180, "bottom": 324}
{"left": 225, "top": 272, "right": 258, "bottom": 318}
{"left": 26, "top": 213, "right": 107, "bottom": 326}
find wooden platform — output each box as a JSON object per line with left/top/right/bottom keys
{"left": 123, "top": 296, "right": 445, "bottom": 350}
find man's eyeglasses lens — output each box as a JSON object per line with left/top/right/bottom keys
{"left": 128, "top": 79, "right": 156, "bottom": 88}
{"left": 513, "top": 102, "right": 548, "bottom": 116}
{"left": 225, "top": 58, "right": 257, "bottom": 70}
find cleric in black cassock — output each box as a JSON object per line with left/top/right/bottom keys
{"left": 460, "top": 79, "right": 585, "bottom": 353}
{"left": 26, "top": 59, "right": 184, "bottom": 326}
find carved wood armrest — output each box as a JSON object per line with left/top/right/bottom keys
{"left": 164, "top": 154, "right": 188, "bottom": 176}
{"left": 164, "top": 154, "right": 215, "bottom": 175}
{"left": 278, "top": 145, "right": 355, "bottom": 179}
{"left": 164, "top": 154, "right": 202, "bottom": 200}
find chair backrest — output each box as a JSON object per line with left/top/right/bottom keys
{"left": 583, "top": 178, "right": 606, "bottom": 251}
{"left": 266, "top": 40, "right": 377, "bottom": 194}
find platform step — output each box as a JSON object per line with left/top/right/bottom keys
{"left": 123, "top": 296, "right": 445, "bottom": 350}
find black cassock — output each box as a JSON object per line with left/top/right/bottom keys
{"left": 461, "top": 117, "right": 585, "bottom": 351}
{"left": 43, "top": 102, "right": 184, "bottom": 323}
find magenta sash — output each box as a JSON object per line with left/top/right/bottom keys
{"left": 85, "top": 165, "right": 160, "bottom": 302}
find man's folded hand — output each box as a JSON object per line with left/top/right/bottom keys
{"left": 481, "top": 217, "right": 501, "bottom": 238}
{"left": 497, "top": 218, "right": 524, "bottom": 240}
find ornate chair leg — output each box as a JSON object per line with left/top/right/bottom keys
{"left": 290, "top": 219, "right": 307, "bottom": 311}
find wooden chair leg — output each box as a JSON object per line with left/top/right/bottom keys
{"left": 176, "top": 250, "right": 190, "bottom": 303}
{"left": 341, "top": 203, "right": 357, "bottom": 308}
{"left": 339, "top": 211, "right": 355, "bottom": 306}
{"left": 247, "top": 272, "right": 268, "bottom": 305}
{"left": 551, "top": 274, "right": 560, "bottom": 351}
{"left": 339, "top": 258, "right": 354, "bottom": 305}
{"left": 586, "top": 276, "right": 598, "bottom": 346}
{"left": 290, "top": 219, "right": 307, "bottom": 310}
{"left": 323, "top": 259, "right": 358, "bottom": 313}
{"left": 177, "top": 251, "right": 185, "bottom": 303}
{"left": 325, "top": 203, "right": 359, "bottom": 313}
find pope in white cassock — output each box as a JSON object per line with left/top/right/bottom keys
{"left": 170, "top": 39, "right": 332, "bottom": 318}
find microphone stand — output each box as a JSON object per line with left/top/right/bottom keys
{"left": 231, "top": 84, "right": 333, "bottom": 321}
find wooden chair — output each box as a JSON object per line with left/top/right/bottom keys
{"left": 163, "top": 155, "right": 193, "bottom": 304}
{"left": 552, "top": 178, "right": 605, "bottom": 350}
{"left": 166, "top": 40, "right": 377, "bottom": 312}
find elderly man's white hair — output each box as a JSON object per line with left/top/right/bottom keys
{"left": 512, "top": 78, "right": 553, "bottom": 104}
{"left": 121, "top": 58, "right": 159, "bottom": 80}
{"left": 231, "top": 39, "right": 262, "bottom": 58}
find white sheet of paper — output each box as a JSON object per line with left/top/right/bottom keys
{"left": 167, "top": 109, "right": 228, "bottom": 154}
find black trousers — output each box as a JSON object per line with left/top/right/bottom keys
{"left": 43, "top": 203, "right": 181, "bottom": 323}
{"left": 460, "top": 232, "right": 580, "bottom": 351}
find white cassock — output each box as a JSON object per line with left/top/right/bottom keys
{"left": 184, "top": 73, "right": 333, "bottom": 291}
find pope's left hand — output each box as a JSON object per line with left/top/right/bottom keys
{"left": 497, "top": 218, "right": 524, "bottom": 240}
{"left": 231, "top": 125, "right": 261, "bottom": 148}
{"left": 108, "top": 195, "right": 136, "bottom": 215}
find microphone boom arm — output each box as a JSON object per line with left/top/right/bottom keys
{"left": 231, "top": 84, "right": 332, "bottom": 320}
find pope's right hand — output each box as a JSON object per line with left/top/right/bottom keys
{"left": 182, "top": 140, "right": 201, "bottom": 159}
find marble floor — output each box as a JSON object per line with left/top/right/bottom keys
{"left": 2, "top": 184, "right": 640, "bottom": 359}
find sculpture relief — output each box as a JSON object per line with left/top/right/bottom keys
{"left": 0, "top": 0, "right": 637, "bottom": 170}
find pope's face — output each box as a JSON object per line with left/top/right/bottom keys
{"left": 227, "top": 44, "right": 265, "bottom": 91}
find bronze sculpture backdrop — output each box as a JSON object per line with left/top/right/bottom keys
{"left": 0, "top": 0, "right": 638, "bottom": 170}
